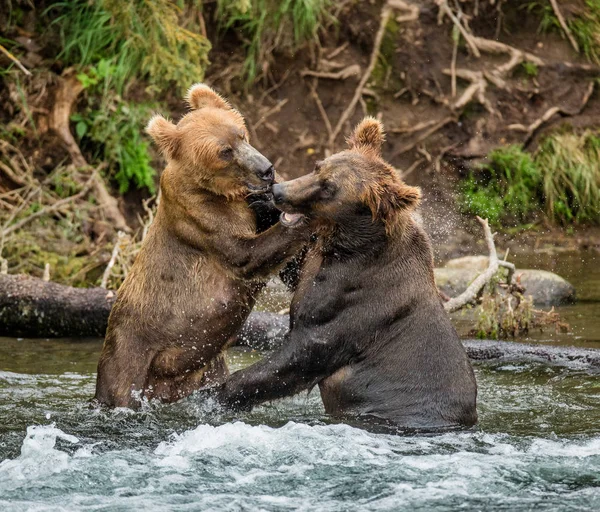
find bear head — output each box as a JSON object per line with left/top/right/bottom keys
{"left": 272, "top": 117, "right": 421, "bottom": 233}
{"left": 146, "top": 83, "right": 274, "bottom": 199}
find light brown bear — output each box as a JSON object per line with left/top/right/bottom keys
{"left": 94, "top": 84, "right": 310, "bottom": 408}
{"left": 199, "top": 117, "right": 478, "bottom": 431}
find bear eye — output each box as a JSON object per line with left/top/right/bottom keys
{"left": 321, "top": 181, "right": 336, "bottom": 199}
{"left": 219, "top": 147, "right": 234, "bottom": 161}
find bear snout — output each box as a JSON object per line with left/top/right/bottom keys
{"left": 272, "top": 184, "right": 285, "bottom": 204}
{"left": 258, "top": 165, "right": 275, "bottom": 183}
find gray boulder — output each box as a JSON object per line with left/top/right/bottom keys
{"left": 436, "top": 257, "right": 576, "bottom": 306}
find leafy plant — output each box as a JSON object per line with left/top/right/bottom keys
{"left": 521, "top": 61, "right": 539, "bottom": 77}
{"left": 72, "top": 95, "right": 156, "bottom": 195}
{"left": 460, "top": 145, "right": 542, "bottom": 225}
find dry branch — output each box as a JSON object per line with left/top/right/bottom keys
{"left": 309, "top": 82, "right": 334, "bottom": 146}
{"left": 0, "top": 43, "right": 32, "bottom": 76}
{"left": 470, "top": 37, "right": 544, "bottom": 76}
{"left": 1, "top": 170, "right": 98, "bottom": 238}
{"left": 436, "top": 0, "right": 481, "bottom": 57}
{"left": 391, "top": 117, "right": 455, "bottom": 157}
{"left": 301, "top": 65, "right": 361, "bottom": 80}
{"left": 254, "top": 98, "right": 289, "bottom": 129}
{"left": 100, "top": 231, "right": 128, "bottom": 289}
{"left": 443, "top": 68, "right": 495, "bottom": 113}
{"left": 444, "top": 216, "right": 515, "bottom": 313}
{"left": 549, "top": 0, "right": 579, "bottom": 53}
{"left": 389, "top": 0, "right": 419, "bottom": 22}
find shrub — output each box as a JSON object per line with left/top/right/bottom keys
{"left": 460, "top": 145, "right": 542, "bottom": 226}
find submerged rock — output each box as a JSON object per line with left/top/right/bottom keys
{"left": 437, "top": 257, "right": 576, "bottom": 306}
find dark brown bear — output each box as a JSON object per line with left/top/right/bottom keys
{"left": 94, "top": 84, "right": 309, "bottom": 408}
{"left": 200, "top": 117, "right": 478, "bottom": 431}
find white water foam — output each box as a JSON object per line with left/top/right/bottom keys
{"left": 1, "top": 421, "right": 600, "bottom": 511}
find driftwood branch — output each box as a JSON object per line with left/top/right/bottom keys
{"left": 444, "top": 216, "right": 515, "bottom": 313}
{"left": 508, "top": 81, "right": 594, "bottom": 143}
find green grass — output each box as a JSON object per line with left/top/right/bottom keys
{"left": 71, "top": 95, "right": 156, "bottom": 195}
{"left": 521, "top": 61, "right": 539, "bottom": 78}
{"left": 460, "top": 131, "right": 600, "bottom": 226}
{"left": 216, "top": 0, "right": 332, "bottom": 84}
{"left": 536, "top": 130, "right": 600, "bottom": 223}
{"left": 47, "top": 0, "right": 211, "bottom": 93}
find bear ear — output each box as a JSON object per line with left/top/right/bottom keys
{"left": 186, "top": 83, "right": 231, "bottom": 111}
{"left": 362, "top": 176, "right": 421, "bottom": 229}
{"left": 347, "top": 117, "right": 385, "bottom": 154}
{"left": 146, "top": 114, "right": 180, "bottom": 159}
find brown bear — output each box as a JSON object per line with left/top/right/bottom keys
{"left": 198, "top": 117, "right": 478, "bottom": 431}
{"left": 94, "top": 84, "right": 310, "bottom": 408}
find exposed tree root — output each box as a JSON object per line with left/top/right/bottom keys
{"left": 328, "top": 2, "right": 394, "bottom": 150}
{"left": 508, "top": 81, "right": 595, "bottom": 144}
{"left": 471, "top": 37, "right": 544, "bottom": 77}
{"left": 436, "top": 0, "right": 481, "bottom": 57}
{"left": 391, "top": 116, "right": 455, "bottom": 158}
{"left": 49, "top": 71, "right": 130, "bottom": 232}
{"left": 443, "top": 68, "right": 495, "bottom": 113}
{"left": 301, "top": 64, "right": 360, "bottom": 80}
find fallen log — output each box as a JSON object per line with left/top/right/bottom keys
{"left": 0, "top": 273, "right": 115, "bottom": 337}
{"left": 0, "top": 274, "right": 289, "bottom": 341}
{"left": 1, "top": 274, "right": 598, "bottom": 372}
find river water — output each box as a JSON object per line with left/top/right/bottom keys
{"left": 0, "top": 250, "right": 599, "bottom": 511}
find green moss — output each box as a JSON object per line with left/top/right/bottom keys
{"left": 521, "top": 61, "right": 539, "bottom": 78}
{"left": 370, "top": 17, "right": 403, "bottom": 91}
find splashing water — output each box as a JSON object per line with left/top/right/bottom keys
{"left": 1, "top": 340, "right": 600, "bottom": 511}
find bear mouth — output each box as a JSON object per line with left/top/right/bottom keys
{"left": 247, "top": 183, "right": 272, "bottom": 194}
{"left": 280, "top": 212, "right": 305, "bottom": 227}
